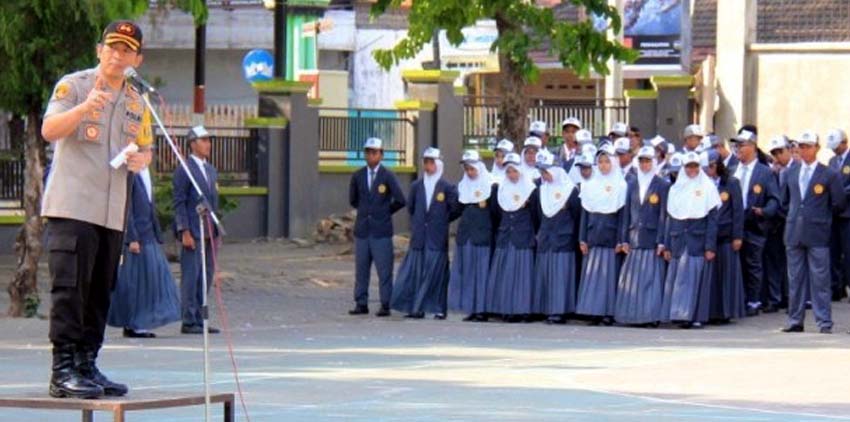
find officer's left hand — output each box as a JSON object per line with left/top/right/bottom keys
{"left": 705, "top": 250, "right": 716, "bottom": 261}
{"left": 126, "top": 151, "right": 148, "bottom": 173}
{"left": 732, "top": 239, "right": 743, "bottom": 251}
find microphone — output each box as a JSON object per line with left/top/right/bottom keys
{"left": 123, "top": 67, "right": 156, "bottom": 95}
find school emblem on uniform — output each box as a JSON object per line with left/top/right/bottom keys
{"left": 604, "top": 185, "right": 612, "bottom": 193}
{"left": 436, "top": 192, "right": 445, "bottom": 202}
{"left": 554, "top": 192, "right": 562, "bottom": 200}
{"left": 753, "top": 184, "right": 762, "bottom": 194}
{"left": 843, "top": 165, "right": 850, "bottom": 175}
{"left": 513, "top": 194, "right": 521, "bottom": 203}
{"left": 720, "top": 191, "right": 730, "bottom": 202}
{"left": 814, "top": 183, "right": 825, "bottom": 195}
{"left": 84, "top": 125, "right": 99, "bottom": 141}
{"left": 378, "top": 184, "right": 387, "bottom": 194}
{"left": 53, "top": 82, "right": 70, "bottom": 100}
{"left": 695, "top": 189, "right": 703, "bottom": 197}
{"left": 128, "top": 101, "right": 142, "bottom": 114}
{"left": 648, "top": 193, "right": 659, "bottom": 205}
{"left": 474, "top": 190, "right": 482, "bottom": 198}
{"left": 478, "top": 201, "right": 487, "bottom": 209}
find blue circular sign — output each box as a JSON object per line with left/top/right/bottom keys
{"left": 242, "top": 49, "right": 274, "bottom": 83}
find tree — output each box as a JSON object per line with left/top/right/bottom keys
{"left": 370, "top": 0, "right": 637, "bottom": 143}
{"left": 0, "top": 0, "right": 207, "bottom": 317}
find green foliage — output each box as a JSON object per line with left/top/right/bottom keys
{"left": 370, "top": 0, "right": 638, "bottom": 82}
{"left": 0, "top": 0, "right": 207, "bottom": 116}
{"left": 23, "top": 293, "right": 41, "bottom": 318}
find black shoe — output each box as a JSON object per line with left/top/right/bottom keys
{"left": 761, "top": 304, "right": 779, "bottom": 314}
{"left": 474, "top": 314, "right": 489, "bottom": 322}
{"left": 181, "top": 324, "right": 203, "bottom": 334}
{"left": 691, "top": 322, "right": 704, "bottom": 329}
{"left": 434, "top": 313, "right": 446, "bottom": 320}
{"left": 207, "top": 326, "right": 220, "bottom": 334}
{"left": 348, "top": 305, "right": 369, "bottom": 315}
{"left": 49, "top": 345, "right": 103, "bottom": 399}
{"left": 805, "top": 301, "right": 812, "bottom": 310}
{"left": 545, "top": 315, "right": 565, "bottom": 325}
{"left": 781, "top": 325, "right": 804, "bottom": 333}
{"left": 375, "top": 307, "right": 391, "bottom": 317}
{"left": 745, "top": 307, "right": 760, "bottom": 317}
{"left": 123, "top": 328, "right": 156, "bottom": 338}
{"left": 831, "top": 291, "right": 845, "bottom": 302}
{"left": 404, "top": 312, "right": 424, "bottom": 319}
{"left": 601, "top": 316, "right": 615, "bottom": 326}
{"left": 75, "top": 345, "right": 128, "bottom": 397}
{"left": 819, "top": 327, "right": 833, "bottom": 334}
{"left": 679, "top": 322, "right": 693, "bottom": 329}
{"left": 462, "top": 314, "right": 477, "bottom": 322}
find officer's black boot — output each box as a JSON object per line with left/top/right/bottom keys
{"left": 76, "top": 344, "right": 129, "bottom": 397}
{"left": 49, "top": 344, "right": 104, "bottom": 399}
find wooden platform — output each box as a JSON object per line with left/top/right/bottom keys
{"left": 0, "top": 392, "right": 234, "bottom": 422}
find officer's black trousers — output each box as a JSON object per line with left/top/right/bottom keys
{"left": 47, "top": 218, "right": 123, "bottom": 347}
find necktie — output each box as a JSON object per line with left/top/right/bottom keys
{"left": 369, "top": 168, "right": 376, "bottom": 190}
{"left": 800, "top": 165, "right": 812, "bottom": 200}
{"left": 740, "top": 165, "right": 750, "bottom": 208}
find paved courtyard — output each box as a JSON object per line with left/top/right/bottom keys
{"left": 1, "top": 240, "right": 849, "bottom": 421}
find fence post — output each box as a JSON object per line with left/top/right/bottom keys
{"left": 249, "top": 80, "right": 319, "bottom": 239}
{"left": 399, "top": 70, "right": 464, "bottom": 182}
{"left": 650, "top": 76, "right": 694, "bottom": 144}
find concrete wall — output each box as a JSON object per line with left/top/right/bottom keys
{"left": 220, "top": 194, "right": 267, "bottom": 239}
{"left": 750, "top": 45, "right": 850, "bottom": 150}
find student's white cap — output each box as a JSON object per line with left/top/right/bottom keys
{"left": 364, "top": 137, "right": 383, "bottom": 150}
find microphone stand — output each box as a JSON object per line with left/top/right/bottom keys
{"left": 139, "top": 91, "right": 225, "bottom": 422}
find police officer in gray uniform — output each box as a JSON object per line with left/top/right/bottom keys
{"left": 41, "top": 20, "right": 150, "bottom": 399}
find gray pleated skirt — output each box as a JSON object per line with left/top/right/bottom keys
{"left": 391, "top": 248, "right": 450, "bottom": 315}
{"left": 576, "top": 247, "right": 619, "bottom": 317}
{"left": 614, "top": 248, "right": 666, "bottom": 324}
{"left": 708, "top": 242, "right": 746, "bottom": 320}
{"left": 664, "top": 254, "right": 707, "bottom": 323}
{"left": 448, "top": 242, "right": 491, "bottom": 315}
{"left": 108, "top": 243, "right": 181, "bottom": 330}
{"left": 485, "top": 244, "right": 534, "bottom": 315}
{"left": 532, "top": 250, "right": 577, "bottom": 315}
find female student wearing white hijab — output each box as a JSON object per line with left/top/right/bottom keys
{"left": 520, "top": 136, "right": 542, "bottom": 181}
{"left": 661, "top": 151, "right": 720, "bottom": 329}
{"left": 576, "top": 144, "right": 628, "bottom": 326}
{"left": 486, "top": 152, "right": 540, "bottom": 322}
{"left": 614, "top": 146, "right": 670, "bottom": 327}
{"left": 490, "top": 139, "right": 514, "bottom": 183}
{"left": 532, "top": 150, "right": 581, "bottom": 324}
{"left": 391, "top": 147, "right": 460, "bottom": 319}
{"left": 449, "top": 150, "right": 499, "bottom": 322}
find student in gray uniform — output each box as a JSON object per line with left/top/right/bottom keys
{"left": 348, "top": 138, "right": 407, "bottom": 317}
{"left": 780, "top": 131, "right": 846, "bottom": 334}
{"left": 662, "top": 152, "right": 720, "bottom": 329}
{"left": 615, "top": 146, "right": 669, "bottom": 327}
{"left": 825, "top": 129, "right": 850, "bottom": 301}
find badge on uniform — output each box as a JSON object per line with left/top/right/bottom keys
{"left": 695, "top": 189, "right": 703, "bottom": 197}
{"left": 474, "top": 190, "right": 482, "bottom": 198}
{"left": 436, "top": 192, "right": 445, "bottom": 202}
{"left": 378, "top": 184, "right": 387, "bottom": 194}
{"left": 604, "top": 185, "right": 612, "bottom": 193}
{"left": 720, "top": 191, "right": 730, "bottom": 202}
{"left": 128, "top": 102, "right": 142, "bottom": 114}
{"left": 554, "top": 192, "right": 562, "bottom": 200}
{"left": 648, "top": 193, "right": 659, "bottom": 204}
{"left": 513, "top": 194, "right": 521, "bottom": 203}
{"left": 84, "top": 125, "right": 100, "bottom": 141}
{"left": 813, "top": 183, "right": 825, "bottom": 195}
{"left": 843, "top": 165, "right": 850, "bottom": 175}
{"left": 753, "top": 184, "right": 762, "bottom": 194}
{"left": 53, "top": 82, "right": 70, "bottom": 100}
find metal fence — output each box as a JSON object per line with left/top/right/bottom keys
{"left": 0, "top": 152, "right": 24, "bottom": 209}
{"left": 463, "top": 97, "right": 628, "bottom": 150}
{"left": 318, "top": 108, "right": 416, "bottom": 167}
{"left": 154, "top": 127, "right": 259, "bottom": 186}
{"left": 757, "top": 0, "right": 850, "bottom": 43}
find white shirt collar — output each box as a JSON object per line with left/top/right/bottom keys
{"left": 190, "top": 154, "right": 207, "bottom": 167}
{"left": 801, "top": 160, "right": 818, "bottom": 171}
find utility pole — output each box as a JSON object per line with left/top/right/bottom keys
{"left": 274, "top": 0, "right": 288, "bottom": 79}
{"left": 193, "top": 0, "right": 207, "bottom": 125}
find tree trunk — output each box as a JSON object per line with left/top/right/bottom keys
{"left": 7, "top": 111, "right": 44, "bottom": 317}
{"left": 495, "top": 15, "right": 529, "bottom": 144}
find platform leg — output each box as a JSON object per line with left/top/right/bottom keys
{"left": 82, "top": 409, "right": 94, "bottom": 422}
{"left": 224, "top": 400, "right": 234, "bottom": 422}
{"left": 113, "top": 409, "right": 124, "bottom": 422}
